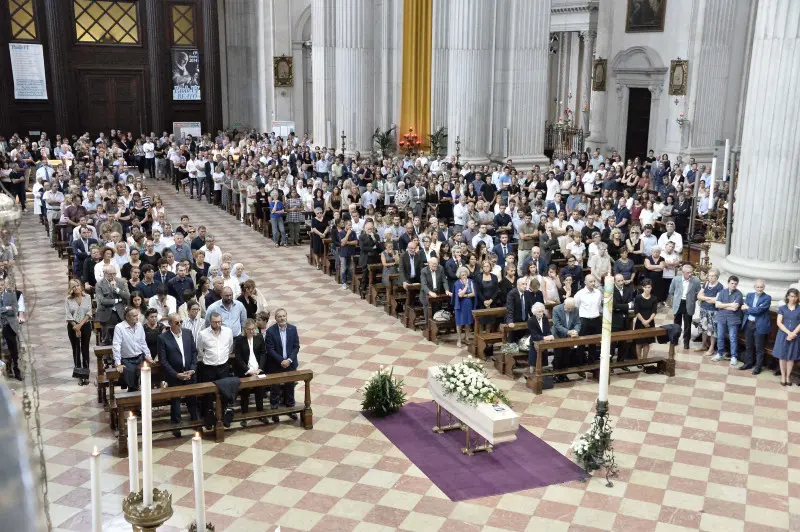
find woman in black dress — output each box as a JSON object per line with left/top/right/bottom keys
{"left": 498, "top": 263, "right": 517, "bottom": 305}
{"left": 310, "top": 208, "right": 328, "bottom": 269}
{"left": 475, "top": 260, "right": 500, "bottom": 310}
{"left": 644, "top": 247, "right": 666, "bottom": 303}
{"left": 464, "top": 182, "right": 477, "bottom": 202}
{"left": 237, "top": 280, "right": 259, "bottom": 319}
{"left": 426, "top": 182, "right": 439, "bottom": 220}
{"left": 130, "top": 194, "right": 150, "bottom": 234}
{"left": 634, "top": 279, "right": 658, "bottom": 359}
{"left": 438, "top": 181, "right": 454, "bottom": 223}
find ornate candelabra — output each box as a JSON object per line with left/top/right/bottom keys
{"left": 455, "top": 135, "right": 461, "bottom": 164}
{"left": 340, "top": 131, "right": 347, "bottom": 155}
{"left": 398, "top": 127, "right": 421, "bottom": 157}
{"left": 123, "top": 488, "right": 174, "bottom": 532}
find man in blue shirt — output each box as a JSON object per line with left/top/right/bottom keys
{"left": 739, "top": 280, "right": 772, "bottom": 374}
{"left": 712, "top": 276, "right": 743, "bottom": 366}
{"left": 205, "top": 287, "right": 247, "bottom": 336}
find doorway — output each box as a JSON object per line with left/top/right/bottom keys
{"left": 78, "top": 71, "right": 145, "bottom": 135}
{"left": 624, "top": 87, "right": 651, "bottom": 162}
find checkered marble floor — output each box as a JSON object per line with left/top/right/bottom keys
{"left": 13, "top": 181, "right": 799, "bottom": 532}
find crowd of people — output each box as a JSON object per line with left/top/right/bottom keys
{"left": 0, "top": 128, "right": 797, "bottom": 398}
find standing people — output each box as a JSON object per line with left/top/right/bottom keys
{"left": 96, "top": 265, "right": 130, "bottom": 344}
{"left": 739, "top": 280, "right": 772, "bottom": 373}
{"left": 157, "top": 313, "right": 199, "bottom": 437}
{"left": 265, "top": 309, "right": 300, "bottom": 422}
{"left": 0, "top": 278, "right": 21, "bottom": 380}
{"left": 696, "top": 268, "right": 723, "bottom": 356}
{"left": 358, "top": 220, "right": 381, "bottom": 298}
{"left": 111, "top": 307, "right": 152, "bottom": 392}
{"left": 773, "top": 289, "right": 800, "bottom": 386}
{"left": 452, "top": 267, "right": 475, "bottom": 348}
{"left": 196, "top": 312, "right": 234, "bottom": 428}
{"left": 65, "top": 280, "right": 92, "bottom": 385}
{"left": 668, "top": 263, "right": 701, "bottom": 350}
{"left": 712, "top": 276, "right": 743, "bottom": 366}
{"left": 574, "top": 274, "right": 603, "bottom": 363}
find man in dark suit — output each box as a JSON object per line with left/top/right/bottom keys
{"left": 551, "top": 298, "right": 582, "bottom": 381}
{"left": 72, "top": 227, "right": 98, "bottom": 277}
{"left": 419, "top": 257, "right": 451, "bottom": 327}
{"left": 492, "top": 232, "right": 514, "bottom": 269}
{"left": 358, "top": 220, "right": 381, "bottom": 298}
{"left": 527, "top": 302, "right": 554, "bottom": 371}
{"left": 157, "top": 313, "right": 199, "bottom": 437}
{"left": 611, "top": 274, "right": 635, "bottom": 362}
{"left": 399, "top": 240, "right": 425, "bottom": 287}
{"left": 505, "top": 278, "right": 533, "bottom": 342}
{"left": 0, "top": 278, "right": 21, "bottom": 380}
{"left": 232, "top": 318, "right": 270, "bottom": 426}
{"left": 265, "top": 308, "right": 300, "bottom": 422}
{"left": 739, "top": 279, "right": 772, "bottom": 374}
{"left": 95, "top": 265, "right": 130, "bottom": 345}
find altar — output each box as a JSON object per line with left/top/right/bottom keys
{"left": 427, "top": 366, "right": 520, "bottom": 454}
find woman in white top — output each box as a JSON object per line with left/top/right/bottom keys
{"left": 639, "top": 199, "right": 657, "bottom": 227}
{"left": 551, "top": 210, "right": 570, "bottom": 236}
{"left": 566, "top": 232, "right": 586, "bottom": 263}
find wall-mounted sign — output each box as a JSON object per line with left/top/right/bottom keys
{"left": 9, "top": 43, "right": 48, "bottom": 100}
{"left": 172, "top": 49, "right": 201, "bottom": 100}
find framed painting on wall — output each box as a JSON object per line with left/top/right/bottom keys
{"left": 669, "top": 60, "right": 688, "bottom": 95}
{"left": 625, "top": 0, "right": 667, "bottom": 33}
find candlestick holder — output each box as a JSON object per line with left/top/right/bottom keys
{"left": 122, "top": 488, "right": 174, "bottom": 532}
{"left": 189, "top": 522, "right": 216, "bottom": 531}
{"left": 571, "top": 400, "right": 618, "bottom": 487}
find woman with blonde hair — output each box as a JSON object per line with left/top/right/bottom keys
{"left": 452, "top": 266, "right": 476, "bottom": 348}
{"left": 65, "top": 279, "right": 92, "bottom": 386}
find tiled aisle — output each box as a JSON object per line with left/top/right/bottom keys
{"left": 15, "top": 181, "right": 798, "bottom": 532}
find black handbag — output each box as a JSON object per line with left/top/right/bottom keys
{"left": 73, "top": 367, "right": 90, "bottom": 379}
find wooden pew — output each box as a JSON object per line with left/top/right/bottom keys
{"left": 116, "top": 382, "right": 219, "bottom": 455}
{"left": 94, "top": 346, "right": 112, "bottom": 405}
{"left": 403, "top": 283, "right": 422, "bottom": 329}
{"left": 471, "top": 307, "right": 507, "bottom": 360}
{"left": 389, "top": 279, "right": 406, "bottom": 318}
{"left": 322, "top": 238, "right": 334, "bottom": 275}
{"left": 425, "top": 293, "right": 456, "bottom": 344}
{"left": 236, "top": 370, "right": 314, "bottom": 429}
{"left": 496, "top": 322, "right": 529, "bottom": 376}
{"left": 367, "top": 264, "right": 384, "bottom": 305}
{"left": 106, "top": 364, "right": 167, "bottom": 430}
{"left": 527, "top": 328, "right": 676, "bottom": 395}
{"left": 384, "top": 273, "right": 399, "bottom": 314}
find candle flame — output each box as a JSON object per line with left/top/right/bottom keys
{"left": 142, "top": 361, "right": 150, "bottom": 371}
{"left": 129, "top": 411, "right": 135, "bottom": 419}
{"left": 92, "top": 446, "right": 99, "bottom": 456}
{"left": 194, "top": 432, "right": 201, "bottom": 440}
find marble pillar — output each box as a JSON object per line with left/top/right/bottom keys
{"left": 312, "top": 0, "right": 335, "bottom": 146}
{"left": 587, "top": 0, "right": 613, "bottom": 144}
{"left": 145, "top": 0, "right": 167, "bottom": 132}
{"left": 375, "top": 0, "right": 402, "bottom": 131}
{"left": 446, "top": 0, "right": 494, "bottom": 163}
{"left": 723, "top": 0, "right": 800, "bottom": 295}
{"left": 686, "top": 0, "right": 739, "bottom": 161}
{"left": 505, "top": 0, "right": 551, "bottom": 166}
{"left": 556, "top": 32, "right": 569, "bottom": 118}
{"left": 222, "top": 0, "right": 264, "bottom": 130}
{"left": 202, "top": 0, "right": 223, "bottom": 133}
{"left": 335, "top": 0, "right": 374, "bottom": 155}
{"left": 430, "top": 0, "right": 450, "bottom": 136}
{"left": 578, "top": 30, "right": 595, "bottom": 134}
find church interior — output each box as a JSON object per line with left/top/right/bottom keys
{"left": 0, "top": 0, "right": 799, "bottom": 531}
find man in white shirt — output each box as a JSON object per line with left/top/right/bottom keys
{"left": 200, "top": 235, "right": 223, "bottom": 271}
{"left": 143, "top": 137, "right": 156, "bottom": 178}
{"left": 661, "top": 241, "right": 680, "bottom": 284}
{"left": 574, "top": 274, "right": 603, "bottom": 362}
{"left": 453, "top": 195, "right": 469, "bottom": 232}
{"left": 196, "top": 312, "right": 235, "bottom": 427}
{"left": 471, "top": 224, "right": 493, "bottom": 249}
{"left": 657, "top": 221, "right": 684, "bottom": 253}
{"left": 149, "top": 285, "right": 177, "bottom": 325}
{"left": 641, "top": 225, "right": 658, "bottom": 255}
{"left": 112, "top": 307, "right": 152, "bottom": 392}
{"left": 36, "top": 160, "right": 55, "bottom": 183}
{"left": 545, "top": 173, "right": 560, "bottom": 202}
{"left": 350, "top": 211, "right": 365, "bottom": 237}
{"left": 361, "top": 183, "right": 379, "bottom": 210}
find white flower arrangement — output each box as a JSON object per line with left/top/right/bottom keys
{"left": 571, "top": 414, "right": 615, "bottom": 473}
{"left": 434, "top": 357, "right": 510, "bottom": 407}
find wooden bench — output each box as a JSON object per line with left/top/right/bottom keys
{"left": 94, "top": 346, "right": 113, "bottom": 405}
{"left": 367, "top": 264, "right": 384, "bottom": 305}
{"left": 106, "top": 364, "right": 168, "bottom": 430}
{"left": 495, "top": 322, "right": 529, "bottom": 377}
{"left": 471, "top": 308, "right": 507, "bottom": 360}
{"left": 322, "top": 238, "right": 333, "bottom": 274}
{"left": 527, "top": 328, "right": 676, "bottom": 394}
{"left": 403, "top": 284, "right": 423, "bottom": 329}
{"left": 116, "top": 382, "right": 219, "bottom": 456}
{"left": 236, "top": 370, "right": 314, "bottom": 429}
{"left": 385, "top": 273, "right": 400, "bottom": 314}
{"left": 425, "top": 293, "right": 456, "bottom": 344}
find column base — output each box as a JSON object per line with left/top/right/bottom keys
{"left": 585, "top": 133, "right": 608, "bottom": 146}
{"left": 504, "top": 154, "right": 551, "bottom": 168}
{"left": 717, "top": 250, "right": 799, "bottom": 301}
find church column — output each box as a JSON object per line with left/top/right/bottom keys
{"left": 202, "top": 0, "right": 223, "bottom": 133}
{"left": 505, "top": 0, "right": 551, "bottom": 165}
{"left": 556, "top": 32, "right": 569, "bottom": 118}
{"left": 587, "top": 0, "right": 613, "bottom": 145}
{"left": 312, "top": 0, "right": 335, "bottom": 145}
{"left": 430, "top": 0, "right": 449, "bottom": 135}
{"left": 335, "top": 0, "right": 374, "bottom": 154}
{"left": 446, "top": 0, "right": 493, "bottom": 163}
{"left": 145, "top": 0, "right": 167, "bottom": 132}
{"left": 685, "top": 0, "right": 738, "bottom": 161}
{"left": 578, "top": 30, "right": 595, "bottom": 134}
{"left": 42, "top": 0, "right": 71, "bottom": 134}
{"left": 723, "top": 0, "right": 800, "bottom": 292}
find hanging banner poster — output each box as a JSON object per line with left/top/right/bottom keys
{"left": 172, "top": 49, "right": 201, "bottom": 100}
{"left": 9, "top": 43, "right": 48, "bottom": 100}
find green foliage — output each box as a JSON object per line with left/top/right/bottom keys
{"left": 360, "top": 366, "right": 407, "bottom": 417}
{"left": 372, "top": 126, "right": 397, "bottom": 155}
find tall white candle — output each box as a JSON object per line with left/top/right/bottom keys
{"left": 598, "top": 275, "right": 614, "bottom": 403}
{"left": 709, "top": 157, "right": 717, "bottom": 212}
{"left": 141, "top": 363, "right": 153, "bottom": 506}
{"left": 722, "top": 138, "right": 730, "bottom": 182}
{"left": 192, "top": 432, "right": 206, "bottom": 530}
{"left": 90, "top": 446, "right": 102, "bottom": 532}
{"left": 126, "top": 412, "right": 139, "bottom": 494}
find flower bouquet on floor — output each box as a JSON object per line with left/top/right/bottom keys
{"left": 571, "top": 414, "right": 616, "bottom": 475}
{"left": 360, "top": 366, "right": 407, "bottom": 417}
{"left": 434, "top": 357, "right": 511, "bottom": 407}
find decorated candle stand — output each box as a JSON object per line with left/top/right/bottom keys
{"left": 398, "top": 127, "right": 422, "bottom": 157}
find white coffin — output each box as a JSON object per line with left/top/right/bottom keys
{"left": 427, "top": 366, "right": 520, "bottom": 444}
